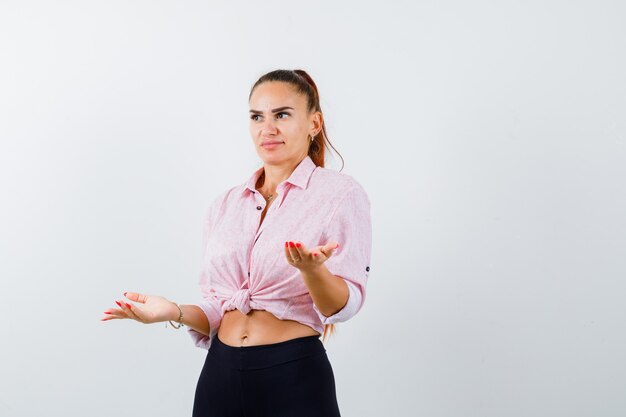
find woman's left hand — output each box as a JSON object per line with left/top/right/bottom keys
{"left": 284, "top": 240, "right": 340, "bottom": 272}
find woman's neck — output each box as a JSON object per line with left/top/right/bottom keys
{"left": 256, "top": 159, "right": 300, "bottom": 193}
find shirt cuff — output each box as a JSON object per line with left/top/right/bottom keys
{"left": 312, "top": 280, "right": 362, "bottom": 325}
{"left": 186, "top": 299, "right": 223, "bottom": 350}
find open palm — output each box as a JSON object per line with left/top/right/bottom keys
{"left": 101, "top": 292, "right": 177, "bottom": 324}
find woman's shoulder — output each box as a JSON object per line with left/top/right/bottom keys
{"left": 313, "top": 165, "right": 369, "bottom": 196}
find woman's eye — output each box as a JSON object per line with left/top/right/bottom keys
{"left": 250, "top": 112, "right": 290, "bottom": 121}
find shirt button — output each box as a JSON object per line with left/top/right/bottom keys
{"left": 256, "top": 206, "right": 262, "bottom": 210}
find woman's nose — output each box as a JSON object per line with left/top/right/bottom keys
{"left": 261, "top": 120, "right": 278, "bottom": 132}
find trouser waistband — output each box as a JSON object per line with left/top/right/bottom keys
{"left": 209, "top": 334, "right": 326, "bottom": 371}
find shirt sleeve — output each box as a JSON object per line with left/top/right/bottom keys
{"left": 312, "top": 183, "right": 372, "bottom": 325}
{"left": 187, "top": 191, "right": 228, "bottom": 350}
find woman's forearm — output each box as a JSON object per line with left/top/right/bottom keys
{"left": 171, "top": 304, "right": 210, "bottom": 337}
{"left": 300, "top": 264, "right": 349, "bottom": 317}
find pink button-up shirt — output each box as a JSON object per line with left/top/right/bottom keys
{"left": 187, "top": 155, "right": 372, "bottom": 349}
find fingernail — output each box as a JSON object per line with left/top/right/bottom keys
{"left": 285, "top": 241, "right": 288, "bottom": 247}
{"left": 296, "top": 242, "right": 301, "bottom": 248}
{"left": 336, "top": 244, "right": 340, "bottom": 248}
{"left": 313, "top": 253, "right": 318, "bottom": 257}
{"left": 289, "top": 241, "right": 295, "bottom": 247}
{"left": 104, "top": 311, "right": 111, "bottom": 314}
{"left": 125, "top": 303, "right": 131, "bottom": 309}
{"left": 115, "top": 301, "right": 121, "bottom": 307}
{"left": 124, "top": 292, "right": 127, "bottom": 297}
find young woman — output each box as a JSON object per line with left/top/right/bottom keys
{"left": 101, "top": 69, "right": 372, "bottom": 417}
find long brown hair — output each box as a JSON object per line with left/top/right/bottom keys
{"left": 248, "top": 69, "right": 345, "bottom": 342}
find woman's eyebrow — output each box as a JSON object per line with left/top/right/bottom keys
{"left": 249, "top": 106, "right": 294, "bottom": 115}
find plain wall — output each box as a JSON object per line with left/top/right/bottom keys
{"left": 0, "top": 1, "right": 624, "bottom": 416}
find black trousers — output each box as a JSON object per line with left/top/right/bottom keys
{"left": 192, "top": 333, "right": 342, "bottom": 417}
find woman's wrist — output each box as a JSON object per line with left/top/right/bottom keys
{"left": 169, "top": 301, "right": 183, "bottom": 323}
{"left": 166, "top": 301, "right": 185, "bottom": 329}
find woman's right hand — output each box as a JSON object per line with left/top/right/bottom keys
{"left": 101, "top": 292, "right": 179, "bottom": 324}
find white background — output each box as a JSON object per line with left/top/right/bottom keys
{"left": 1, "top": 1, "right": 624, "bottom": 416}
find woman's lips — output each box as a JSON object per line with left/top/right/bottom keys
{"left": 261, "top": 141, "right": 284, "bottom": 149}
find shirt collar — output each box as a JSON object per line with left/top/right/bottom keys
{"left": 242, "top": 155, "right": 317, "bottom": 195}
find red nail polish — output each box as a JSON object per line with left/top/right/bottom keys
{"left": 124, "top": 292, "right": 127, "bottom": 297}
{"left": 289, "top": 242, "right": 295, "bottom": 247}
{"left": 296, "top": 242, "right": 301, "bottom": 248}
{"left": 285, "top": 241, "right": 288, "bottom": 247}
{"left": 313, "top": 253, "right": 318, "bottom": 257}
{"left": 115, "top": 301, "right": 121, "bottom": 307}
{"left": 104, "top": 311, "right": 111, "bottom": 314}
{"left": 125, "top": 303, "right": 131, "bottom": 309}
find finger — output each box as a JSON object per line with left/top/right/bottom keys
{"left": 101, "top": 313, "right": 124, "bottom": 321}
{"left": 102, "top": 306, "right": 127, "bottom": 321}
{"left": 114, "top": 300, "right": 131, "bottom": 317}
{"left": 101, "top": 309, "right": 120, "bottom": 320}
{"left": 123, "top": 302, "right": 145, "bottom": 322}
{"left": 105, "top": 307, "right": 125, "bottom": 316}
{"left": 320, "top": 242, "right": 339, "bottom": 257}
{"left": 284, "top": 241, "right": 294, "bottom": 262}
{"left": 324, "top": 241, "right": 340, "bottom": 252}
{"left": 126, "top": 304, "right": 147, "bottom": 322}
{"left": 124, "top": 291, "right": 147, "bottom": 304}
{"left": 294, "top": 241, "right": 309, "bottom": 256}
{"left": 286, "top": 241, "right": 299, "bottom": 261}
{"left": 292, "top": 242, "right": 303, "bottom": 260}
{"left": 117, "top": 300, "right": 142, "bottom": 322}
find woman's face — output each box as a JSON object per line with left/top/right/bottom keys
{"left": 249, "top": 81, "right": 321, "bottom": 165}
